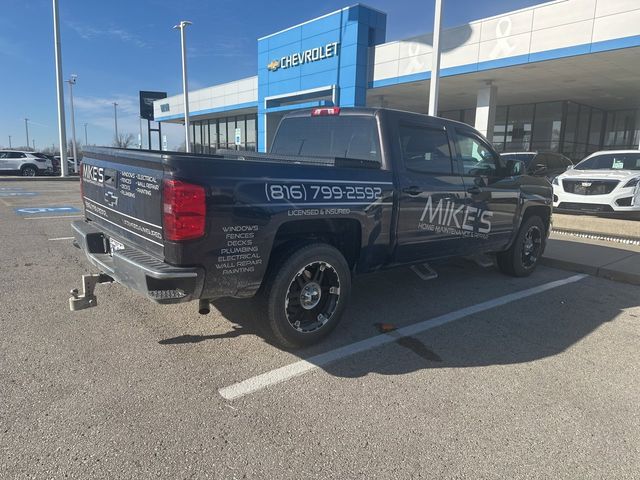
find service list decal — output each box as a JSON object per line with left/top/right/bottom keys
{"left": 216, "top": 225, "right": 262, "bottom": 276}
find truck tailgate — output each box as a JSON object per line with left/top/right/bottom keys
{"left": 81, "top": 150, "right": 164, "bottom": 257}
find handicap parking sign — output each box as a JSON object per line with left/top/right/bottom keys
{"left": 15, "top": 206, "right": 80, "bottom": 215}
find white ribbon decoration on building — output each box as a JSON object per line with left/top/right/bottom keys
{"left": 402, "top": 42, "right": 426, "bottom": 75}
{"left": 489, "top": 17, "right": 516, "bottom": 60}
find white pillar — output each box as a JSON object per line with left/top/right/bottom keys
{"left": 427, "top": 0, "right": 443, "bottom": 116}
{"left": 474, "top": 84, "right": 498, "bottom": 142}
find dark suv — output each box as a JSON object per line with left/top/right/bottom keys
{"left": 500, "top": 151, "right": 573, "bottom": 181}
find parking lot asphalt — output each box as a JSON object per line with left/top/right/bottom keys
{"left": 1, "top": 179, "right": 639, "bottom": 479}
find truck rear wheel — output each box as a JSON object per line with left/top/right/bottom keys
{"left": 497, "top": 215, "right": 546, "bottom": 277}
{"left": 264, "top": 243, "right": 351, "bottom": 348}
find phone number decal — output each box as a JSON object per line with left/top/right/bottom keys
{"left": 265, "top": 183, "right": 384, "bottom": 203}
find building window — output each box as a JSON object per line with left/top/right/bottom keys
{"left": 246, "top": 115, "right": 257, "bottom": 151}
{"left": 492, "top": 106, "right": 508, "bottom": 151}
{"left": 531, "top": 101, "right": 562, "bottom": 152}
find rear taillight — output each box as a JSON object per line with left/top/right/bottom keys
{"left": 311, "top": 107, "right": 340, "bottom": 116}
{"left": 162, "top": 179, "right": 206, "bottom": 241}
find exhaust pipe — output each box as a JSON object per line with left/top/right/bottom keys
{"left": 198, "top": 299, "right": 210, "bottom": 315}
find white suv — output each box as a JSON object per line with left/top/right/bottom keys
{"left": 0, "top": 151, "right": 53, "bottom": 176}
{"left": 553, "top": 150, "right": 640, "bottom": 215}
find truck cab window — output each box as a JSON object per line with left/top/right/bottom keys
{"left": 399, "top": 125, "right": 453, "bottom": 174}
{"left": 271, "top": 116, "right": 381, "bottom": 164}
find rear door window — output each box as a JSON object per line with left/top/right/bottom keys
{"left": 271, "top": 115, "right": 381, "bottom": 163}
{"left": 398, "top": 124, "right": 453, "bottom": 174}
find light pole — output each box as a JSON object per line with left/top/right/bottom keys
{"left": 52, "top": 0, "right": 69, "bottom": 176}
{"left": 428, "top": 0, "right": 443, "bottom": 116}
{"left": 25, "top": 118, "right": 30, "bottom": 150}
{"left": 84, "top": 123, "right": 88, "bottom": 146}
{"left": 173, "top": 20, "right": 192, "bottom": 153}
{"left": 52, "top": 0, "right": 68, "bottom": 177}
{"left": 113, "top": 102, "right": 119, "bottom": 144}
{"left": 139, "top": 116, "right": 143, "bottom": 149}
{"left": 32, "top": 139, "right": 36, "bottom": 151}
{"left": 8, "top": 135, "right": 11, "bottom": 148}
{"left": 66, "top": 74, "right": 78, "bottom": 173}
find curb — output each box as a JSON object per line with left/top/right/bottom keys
{"left": 540, "top": 256, "right": 640, "bottom": 286}
{"left": 551, "top": 228, "right": 640, "bottom": 246}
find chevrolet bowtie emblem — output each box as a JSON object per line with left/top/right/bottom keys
{"left": 104, "top": 190, "right": 118, "bottom": 207}
{"left": 267, "top": 59, "right": 280, "bottom": 71}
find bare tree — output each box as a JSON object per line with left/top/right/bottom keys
{"left": 113, "top": 133, "right": 135, "bottom": 148}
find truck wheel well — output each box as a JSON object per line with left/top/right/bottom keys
{"left": 522, "top": 205, "right": 551, "bottom": 234}
{"left": 271, "top": 219, "right": 362, "bottom": 270}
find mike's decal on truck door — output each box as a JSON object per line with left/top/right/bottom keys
{"left": 418, "top": 196, "right": 493, "bottom": 239}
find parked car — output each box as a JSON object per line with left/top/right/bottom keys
{"left": 500, "top": 151, "right": 573, "bottom": 181}
{"left": 51, "top": 155, "right": 80, "bottom": 175}
{"left": 0, "top": 150, "right": 53, "bottom": 176}
{"left": 70, "top": 107, "right": 552, "bottom": 348}
{"left": 553, "top": 150, "right": 640, "bottom": 215}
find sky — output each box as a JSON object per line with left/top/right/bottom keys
{"left": 0, "top": 0, "right": 548, "bottom": 151}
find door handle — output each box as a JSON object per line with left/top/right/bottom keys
{"left": 466, "top": 186, "right": 482, "bottom": 195}
{"left": 402, "top": 186, "right": 422, "bottom": 196}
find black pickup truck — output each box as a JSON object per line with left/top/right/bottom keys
{"left": 70, "top": 107, "right": 552, "bottom": 347}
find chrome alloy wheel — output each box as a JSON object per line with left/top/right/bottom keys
{"left": 521, "top": 225, "right": 542, "bottom": 268}
{"left": 284, "top": 261, "right": 341, "bottom": 333}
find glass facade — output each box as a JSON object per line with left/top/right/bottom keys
{"left": 442, "top": 102, "right": 640, "bottom": 162}
{"left": 183, "top": 104, "right": 639, "bottom": 160}
{"left": 190, "top": 113, "right": 258, "bottom": 153}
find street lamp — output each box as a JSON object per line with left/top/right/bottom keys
{"left": 25, "top": 118, "right": 30, "bottom": 150}
{"left": 32, "top": 139, "right": 36, "bottom": 151}
{"left": 428, "top": 0, "right": 443, "bottom": 116}
{"left": 173, "top": 20, "right": 192, "bottom": 153}
{"left": 84, "top": 123, "right": 88, "bottom": 146}
{"left": 8, "top": 135, "right": 11, "bottom": 148}
{"left": 52, "top": 0, "right": 69, "bottom": 177}
{"left": 113, "top": 102, "right": 119, "bottom": 143}
{"left": 66, "top": 74, "right": 78, "bottom": 173}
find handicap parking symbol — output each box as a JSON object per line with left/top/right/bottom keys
{"left": 0, "top": 191, "right": 37, "bottom": 197}
{"left": 15, "top": 206, "right": 80, "bottom": 215}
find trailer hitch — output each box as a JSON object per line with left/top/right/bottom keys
{"left": 69, "top": 273, "right": 113, "bottom": 311}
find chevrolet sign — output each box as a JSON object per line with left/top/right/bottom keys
{"left": 268, "top": 42, "right": 339, "bottom": 72}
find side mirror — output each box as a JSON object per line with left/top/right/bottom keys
{"left": 532, "top": 163, "right": 547, "bottom": 175}
{"left": 505, "top": 159, "right": 525, "bottom": 176}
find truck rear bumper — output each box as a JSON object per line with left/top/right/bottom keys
{"left": 72, "top": 220, "right": 204, "bottom": 304}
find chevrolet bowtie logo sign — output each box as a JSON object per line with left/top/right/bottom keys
{"left": 267, "top": 59, "right": 280, "bottom": 71}
{"left": 267, "top": 42, "right": 339, "bottom": 72}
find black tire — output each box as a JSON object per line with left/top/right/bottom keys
{"left": 21, "top": 165, "right": 38, "bottom": 177}
{"left": 263, "top": 243, "right": 351, "bottom": 349}
{"left": 497, "top": 215, "right": 546, "bottom": 277}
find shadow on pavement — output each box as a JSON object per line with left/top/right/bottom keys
{"left": 159, "top": 326, "right": 245, "bottom": 344}
{"left": 159, "top": 263, "right": 639, "bottom": 379}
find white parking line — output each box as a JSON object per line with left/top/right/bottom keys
{"left": 24, "top": 215, "right": 83, "bottom": 220}
{"left": 48, "top": 237, "right": 75, "bottom": 241}
{"left": 219, "top": 273, "right": 588, "bottom": 401}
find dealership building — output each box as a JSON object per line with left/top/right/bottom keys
{"left": 153, "top": 0, "right": 640, "bottom": 160}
